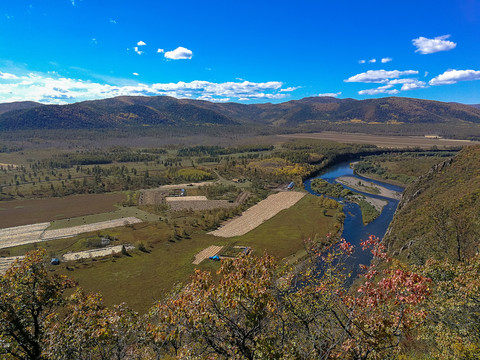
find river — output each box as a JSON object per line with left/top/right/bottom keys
{"left": 303, "top": 160, "right": 404, "bottom": 277}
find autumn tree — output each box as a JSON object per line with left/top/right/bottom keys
{"left": 417, "top": 255, "right": 480, "bottom": 359}
{"left": 44, "top": 289, "right": 142, "bottom": 360}
{"left": 0, "top": 249, "right": 75, "bottom": 360}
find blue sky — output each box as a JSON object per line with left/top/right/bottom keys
{"left": 0, "top": 0, "right": 479, "bottom": 104}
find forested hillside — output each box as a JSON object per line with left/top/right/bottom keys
{"left": 385, "top": 145, "right": 480, "bottom": 264}
{"left": 2, "top": 95, "right": 480, "bottom": 131}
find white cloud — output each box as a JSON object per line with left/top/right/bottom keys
{"left": 412, "top": 35, "right": 456, "bottom": 54}
{"left": 91, "top": 38, "right": 98, "bottom": 45}
{"left": 388, "top": 78, "right": 427, "bottom": 91}
{"left": 157, "top": 48, "right": 164, "bottom": 53}
{"left": 137, "top": 41, "right": 146, "bottom": 46}
{"left": 318, "top": 92, "right": 342, "bottom": 97}
{"left": 358, "top": 60, "right": 366, "bottom": 64}
{"left": 345, "top": 70, "right": 419, "bottom": 83}
{"left": 164, "top": 47, "right": 193, "bottom": 60}
{"left": 280, "top": 86, "right": 301, "bottom": 92}
{"left": 429, "top": 69, "right": 480, "bottom": 85}
{"left": 381, "top": 57, "right": 392, "bottom": 63}
{"left": 358, "top": 85, "right": 399, "bottom": 95}
{"left": 0, "top": 70, "right": 296, "bottom": 104}
{"left": 368, "top": 59, "right": 376, "bottom": 63}
{"left": 132, "top": 73, "right": 139, "bottom": 76}
{"left": 110, "top": 19, "right": 117, "bottom": 24}
{"left": 133, "top": 47, "right": 144, "bottom": 55}
{"left": 0, "top": 72, "right": 19, "bottom": 80}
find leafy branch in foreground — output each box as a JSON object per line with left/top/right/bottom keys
{"left": 6, "top": 236, "right": 480, "bottom": 359}
{"left": 0, "top": 249, "right": 75, "bottom": 360}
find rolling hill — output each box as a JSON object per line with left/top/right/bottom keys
{"left": 1, "top": 96, "right": 480, "bottom": 130}
{"left": 0, "top": 101, "right": 43, "bottom": 116}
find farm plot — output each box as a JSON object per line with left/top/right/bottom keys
{"left": 156, "top": 181, "right": 215, "bottom": 190}
{"left": 209, "top": 192, "right": 305, "bottom": 238}
{"left": 0, "top": 256, "right": 24, "bottom": 274}
{"left": 0, "top": 217, "right": 142, "bottom": 250}
{"left": 192, "top": 245, "right": 223, "bottom": 265}
{"left": 63, "top": 244, "right": 135, "bottom": 261}
{"left": 0, "top": 223, "right": 50, "bottom": 249}
{"left": 0, "top": 193, "right": 126, "bottom": 229}
{"left": 166, "top": 196, "right": 236, "bottom": 211}
{"left": 42, "top": 217, "right": 142, "bottom": 241}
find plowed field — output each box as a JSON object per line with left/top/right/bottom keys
{"left": 0, "top": 193, "right": 126, "bottom": 229}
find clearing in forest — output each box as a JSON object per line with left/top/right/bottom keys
{"left": 209, "top": 192, "right": 305, "bottom": 238}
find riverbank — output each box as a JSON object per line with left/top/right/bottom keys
{"left": 336, "top": 176, "right": 401, "bottom": 200}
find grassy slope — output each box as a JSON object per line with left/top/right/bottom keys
{"left": 12, "top": 194, "right": 341, "bottom": 313}
{"left": 385, "top": 145, "right": 480, "bottom": 265}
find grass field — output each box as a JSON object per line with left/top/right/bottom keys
{"left": 3, "top": 194, "right": 341, "bottom": 313}
{"left": 0, "top": 193, "right": 126, "bottom": 228}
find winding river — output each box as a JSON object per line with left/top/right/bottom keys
{"left": 304, "top": 160, "right": 404, "bottom": 277}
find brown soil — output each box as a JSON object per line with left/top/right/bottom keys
{"left": 0, "top": 193, "right": 126, "bottom": 229}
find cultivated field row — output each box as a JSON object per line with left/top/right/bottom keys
{"left": 0, "top": 217, "right": 142, "bottom": 250}
{"left": 166, "top": 196, "right": 208, "bottom": 202}
{"left": 42, "top": 217, "right": 142, "bottom": 241}
{"left": 192, "top": 245, "right": 223, "bottom": 265}
{"left": 63, "top": 244, "right": 135, "bottom": 261}
{"left": 0, "top": 223, "right": 51, "bottom": 249}
{"left": 209, "top": 192, "right": 305, "bottom": 238}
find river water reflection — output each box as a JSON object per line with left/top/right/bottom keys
{"left": 303, "top": 160, "right": 404, "bottom": 277}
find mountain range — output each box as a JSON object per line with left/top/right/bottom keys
{"left": 1, "top": 96, "right": 480, "bottom": 130}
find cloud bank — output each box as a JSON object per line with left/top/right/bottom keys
{"left": 0, "top": 71, "right": 295, "bottom": 104}
{"left": 345, "top": 69, "right": 426, "bottom": 95}
{"left": 345, "top": 70, "right": 419, "bottom": 83}
{"left": 412, "top": 35, "right": 457, "bottom": 54}
{"left": 429, "top": 69, "right": 480, "bottom": 85}
{"left": 358, "top": 85, "right": 399, "bottom": 96}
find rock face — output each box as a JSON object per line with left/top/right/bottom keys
{"left": 384, "top": 146, "right": 480, "bottom": 265}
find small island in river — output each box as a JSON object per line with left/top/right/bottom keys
{"left": 310, "top": 176, "right": 395, "bottom": 225}
{"left": 336, "top": 176, "right": 402, "bottom": 200}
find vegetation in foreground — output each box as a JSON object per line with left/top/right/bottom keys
{"left": 2, "top": 237, "right": 479, "bottom": 360}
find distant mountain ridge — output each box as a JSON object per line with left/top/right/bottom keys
{"left": 0, "top": 101, "right": 43, "bottom": 116}
{"left": 1, "top": 96, "right": 480, "bottom": 130}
